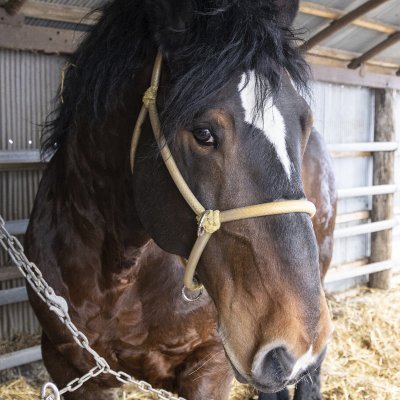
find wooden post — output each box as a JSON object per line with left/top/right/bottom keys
{"left": 369, "top": 89, "right": 395, "bottom": 289}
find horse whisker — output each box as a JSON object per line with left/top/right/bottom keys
{"left": 188, "top": 350, "right": 224, "bottom": 376}
{"left": 307, "top": 370, "right": 313, "bottom": 384}
{"left": 193, "top": 370, "right": 220, "bottom": 381}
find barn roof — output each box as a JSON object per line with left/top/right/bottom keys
{"left": 294, "top": 0, "right": 400, "bottom": 76}
{"left": 1, "top": 0, "right": 400, "bottom": 84}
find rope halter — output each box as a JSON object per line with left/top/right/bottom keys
{"left": 130, "top": 51, "right": 316, "bottom": 293}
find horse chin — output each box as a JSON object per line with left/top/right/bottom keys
{"left": 223, "top": 350, "right": 248, "bottom": 384}
{"left": 224, "top": 348, "right": 285, "bottom": 393}
{"left": 229, "top": 362, "right": 287, "bottom": 393}
{"left": 231, "top": 366, "right": 287, "bottom": 393}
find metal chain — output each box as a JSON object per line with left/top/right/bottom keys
{"left": 0, "top": 216, "right": 186, "bottom": 400}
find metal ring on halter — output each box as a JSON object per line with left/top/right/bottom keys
{"left": 197, "top": 210, "right": 211, "bottom": 237}
{"left": 41, "top": 382, "right": 61, "bottom": 400}
{"left": 182, "top": 284, "right": 203, "bottom": 302}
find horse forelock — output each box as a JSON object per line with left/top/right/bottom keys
{"left": 158, "top": 0, "right": 309, "bottom": 137}
{"left": 41, "top": 0, "right": 309, "bottom": 158}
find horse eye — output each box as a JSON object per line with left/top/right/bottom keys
{"left": 192, "top": 128, "right": 215, "bottom": 146}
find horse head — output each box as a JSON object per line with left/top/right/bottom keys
{"left": 131, "top": 0, "right": 333, "bottom": 393}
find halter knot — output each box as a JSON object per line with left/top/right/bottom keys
{"left": 197, "top": 210, "right": 221, "bottom": 236}
{"left": 143, "top": 85, "right": 158, "bottom": 108}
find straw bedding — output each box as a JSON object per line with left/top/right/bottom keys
{"left": 1, "top": 283, "right": 399, "bottom": 400}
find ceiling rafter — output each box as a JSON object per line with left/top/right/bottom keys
{"left": 299, "top": 2, "right": 399, "bottom": 35}
{"left": 348, "top": 31, "right": 400, "bottom": 69}
{"left": 301, "top": 0, "right": 390, "bottom": 51}
{"left": 20, "top": 1, "right": 99, "bottom": 25}
{"left": 308, "top": 45, "right": 400, "bottom": 70}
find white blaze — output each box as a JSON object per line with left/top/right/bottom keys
{"left": 289, "top": 346, "right": 316, "bottom": 381}
{"left": 238, "top": 72, "right": 291, "bottom": 178}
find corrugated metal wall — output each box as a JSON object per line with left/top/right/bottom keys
{"left": 394, "top": 93, "right": 400, "bottom": 261}
{"left": 0, "top": 49, "right": 63, "bottom": 150}
{"left": 310, "top": 82, "right": 375, "bottom": 267}
{"left": 0, "top": 49, "right": 64, "bottom": 339}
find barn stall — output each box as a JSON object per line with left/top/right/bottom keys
{"left": 0, "top": 0, "right": 399, "bottom": 399}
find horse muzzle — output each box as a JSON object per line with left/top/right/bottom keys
{"left": 226, "top": 344, "right": 327, "bottom": 393}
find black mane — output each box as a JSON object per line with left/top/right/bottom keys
{"left": 42, "top": 0, "right": 308, "bottom": 156}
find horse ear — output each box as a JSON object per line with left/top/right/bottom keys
{"left": 145, "top": 0, "right": 193, "bottom": 53}
{"left": 275, "top": 0, "right": 300, "bottom": 26}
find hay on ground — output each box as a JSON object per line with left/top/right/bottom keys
{"left": 0, "top": 284, "right": 399, "bottom": 399}
{"left": 321, "top": 286, "right": 400, "bottom": 400}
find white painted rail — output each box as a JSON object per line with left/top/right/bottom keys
{"left": 0, "top": 150, "right": 42, "bottom": 164}
{"left": 325, "top": 259, "right": 399, "bottom": 283}
{"left": 0, "top": 287, "right": 29, "bottom": 306}
{"left": 0, "top": 346, "right": 42, "bottom": 371}
{"left": 334, "top": 219, "right": 397, "bottom": 239}
{"left": 337, "top": 184, "right": 397, "bottom": 198}
{"left": 4, "top": 219, "right": 30, "bottom": 236}
{"left": 328, "top": 142, "right": 398, "bottom": 152}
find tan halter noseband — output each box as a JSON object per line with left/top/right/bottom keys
{"left": 130, "top": 51, "right": 316, "bottom": 293}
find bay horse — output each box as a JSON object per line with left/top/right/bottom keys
{"left": 25, "top": 1, "right": 336, "bottom": 399}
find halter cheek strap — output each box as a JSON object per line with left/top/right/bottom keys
{"left": 130, "top": 51, "right": 316, "bottom": 291}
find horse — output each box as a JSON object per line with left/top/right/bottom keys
{"left": 25, "top": 1, "right": 337, "bottom": 399}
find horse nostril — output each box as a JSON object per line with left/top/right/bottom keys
{"left": 252, "top": 346, "right": 295, "bottom": 384}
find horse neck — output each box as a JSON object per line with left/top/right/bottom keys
{"left": 48, "top": 82, "right": 153, "bottom": 274}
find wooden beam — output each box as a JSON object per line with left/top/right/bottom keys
{"left": 308, "top": 45, "right": 400, "bottom": 70}
{"left": 0, "top": 161, "right": 46, "bottom": 171}
{"left": 299, "top": 2, "right": 399, "bottom": 35}
{"left": 369, "top": 89, "right": 396, "bottom": 290}
{"left": 3, "top": 0, "right": 27, "bottom": 15}
{"left": 331, "top": 151, "right": 371, "bottom": 158}
{"left": 310, "top": 63, "right": 400, "bottom": 90}
{"left": 20, "top": 1, "right": 99, "bottom": 25}
{"left": 348, "top": 31, "right": 400, "bottom": 69}
{"left": 0, "top": 11, "right": 81, "bottom": 54}
{"left": 0, "top": 266, "right": 23, "bottom": 282}
{"left": 336, "top": 211, "right": 370, "bottom": 224}
{"left": 331, "top": 258, "right": 369, "bottom": 270}
{"left": 301, "top": 0, "right": 389, "bottom": 51}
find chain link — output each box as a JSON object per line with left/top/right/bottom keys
{"left": 0, "top": 216, "right": 186, "bottom": 400}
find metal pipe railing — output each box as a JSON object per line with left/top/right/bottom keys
{"left": 0, "top": 346, "right": 42, "bottom": 371}
{"left": 338, "top": 184, "right": 397, "bottom": 198}
{"left": 334, "top": 219, "right": 397, "bottom": 239}
{"left": 328, "top": 142, "right": 398, "bottom": 152}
